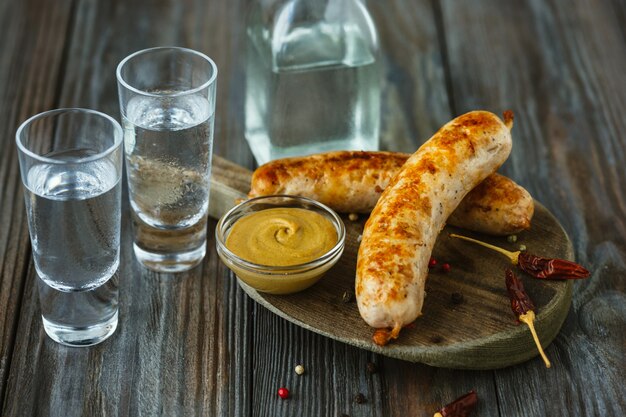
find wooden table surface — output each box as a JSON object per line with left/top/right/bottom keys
{"left": 1, "top": 0, "right": 625, "bottom": 416}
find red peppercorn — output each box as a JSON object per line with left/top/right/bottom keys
{"left": 428, "top": 257, "right": 437, "bottom": 268}
{"left": 442, "top": 263, "right": 451, "bottom": 272}
{"left": 278, "top": 387, "right": 289, "bottom": 399}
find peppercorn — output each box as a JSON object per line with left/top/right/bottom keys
{"left": 366, "top": 362, "right": 378, "bottom": 374}
{"left": 442, "top": 263, "right": 451, "bottom": 273}
{"left": 295, "top": 364, "right": 305, "bottom": 375}
{"left": 507, "top": 234, "right": 518, "bottom": 243}
{"left": 519, "top": 244, "right": 527, "bottom": 251}
{"left": 451, "top": 292, "right": 464, "bottom": 305}
{"left": 348, "top": 213, "right": 359, "bottom": 222}
{"left": 278, "top": 387, "right": 289, "bottom": 399}
{"left": 354, "top": 393, "right": 366, "bottom": 404}
{"left": 428, "top": 257, "right": 437, "bottom": 268}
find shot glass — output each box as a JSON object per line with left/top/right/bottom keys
{"left": 16, "top": 109, "right": 123, "bottom": 347}
{"left": 116, "top": 47, "right": 218, "bottom": 273}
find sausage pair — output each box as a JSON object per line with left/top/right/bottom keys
{"left": 249, "top": 149, "right": 532, "bottom": 236}
{"left": 249, "top": 110, "right": 522, "bottom": 345}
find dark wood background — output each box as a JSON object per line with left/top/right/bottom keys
{"left": 0, "top": 0, "right": 624, "bottom": 416}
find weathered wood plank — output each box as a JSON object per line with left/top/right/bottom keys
{"left": 0, "top": 0, "right": 623, "bottom": 416}
{"left": 0, "top": 0, "right": 75, "bottom": 408}
{"left": 2, "top": 0, "right": 253, "bottom": 416}
{"left": 441, "top": 0, "right": 626, "bottom": 415}
{"left": 209, "top": 156, "right": 251, "bottom": 220}
{"left": 373, "top": 0, "right": 452, "bottom": 152}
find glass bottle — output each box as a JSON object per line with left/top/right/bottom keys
{"left": 245, "top": 0, "right": 381, "bottom": 165}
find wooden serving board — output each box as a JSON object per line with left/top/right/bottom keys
{"left": 209, "top": 155, "right": 574, "bottom": 370}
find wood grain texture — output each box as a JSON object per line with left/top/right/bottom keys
{"left": 0, "top": 0, "right": 75, "bottom": 406}
{"left": 371, "top": 0, "right": 452, "bottom": 152}
{"left": 2, "top": 0, "right": 253, "bottom": 416}
{"left": 209, "top": 156, "right": 251, "bottom": 220}
{"left": 0, "top": 0, "right": 623, "bottom": 415}
{"left": 441, "top": 0, "right": 626, "bottom": 414}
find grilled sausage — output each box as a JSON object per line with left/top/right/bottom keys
{"left": 447, "top": 173, "right": 533, "bottom": 235}
{"left": 249, "top": 151, "right": 406, "bottom": 213}
{"left": 249, "top": 151, "right": 532, "bottom": 236}
{"left": 356, "top": 111, "right": 514, "bottom": 345}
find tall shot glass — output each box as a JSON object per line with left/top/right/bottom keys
{"left": 116, "top": 47, "right": 218, "bottom": 273}
{"left": 16, "top": 109, "right": 123, "bottom": 346}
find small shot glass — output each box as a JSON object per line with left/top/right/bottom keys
{"left": 16, "top": 108, "right": 123, "bottom": 346}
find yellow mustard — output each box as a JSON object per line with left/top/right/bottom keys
{"left": 225, "top": 207, "right": 337, "bottom": 266}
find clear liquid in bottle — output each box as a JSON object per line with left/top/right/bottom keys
{"left": 245, "top": 0, "right": 381, "bottom": 164}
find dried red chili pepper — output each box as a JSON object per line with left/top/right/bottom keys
{"left": 434, "top": 390, "right": 477, "bottom": 417}
{"left": 517, "top": 252, "right": 589, "bottom": 279}
{"left": 505, "top": 269, "right": 551, "bottom": 368}
{"left": 450, "top": 234, "right": 590, "bottom": 280}
{"left": 505, "top": 267, "right": 535, "bottom": 315}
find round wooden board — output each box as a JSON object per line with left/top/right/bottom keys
{"left": 235, "top": 201, "right": 573, "bottom": 370}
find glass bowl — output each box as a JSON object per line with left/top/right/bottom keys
{"left": 215, "top": 195, "right": 346, "bottom": 294}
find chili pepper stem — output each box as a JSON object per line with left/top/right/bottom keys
{"left": 450, "top": 233, "right": 520, "bottom": 264}
{"left": 518, "top": 310, "right": 551, "bottom": 368}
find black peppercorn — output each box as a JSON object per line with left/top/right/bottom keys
{"left": 366, "top": 362, "right": 378, "bottom": 374}
{"left": 451, "top": 292, "right": 464, "bottom": 305}
{"left": 354, "top": 393, "right": 366, "bottom": 404}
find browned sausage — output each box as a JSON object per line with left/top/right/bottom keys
{"left": 356, "top": 111, "right": 513, "bottom": 344}
{"left": 249, "top": 151, "right": 533, "bottom": 236}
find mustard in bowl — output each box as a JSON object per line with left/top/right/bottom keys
{"left": 215, "top": 195, "right": 346, "bottom": 294}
